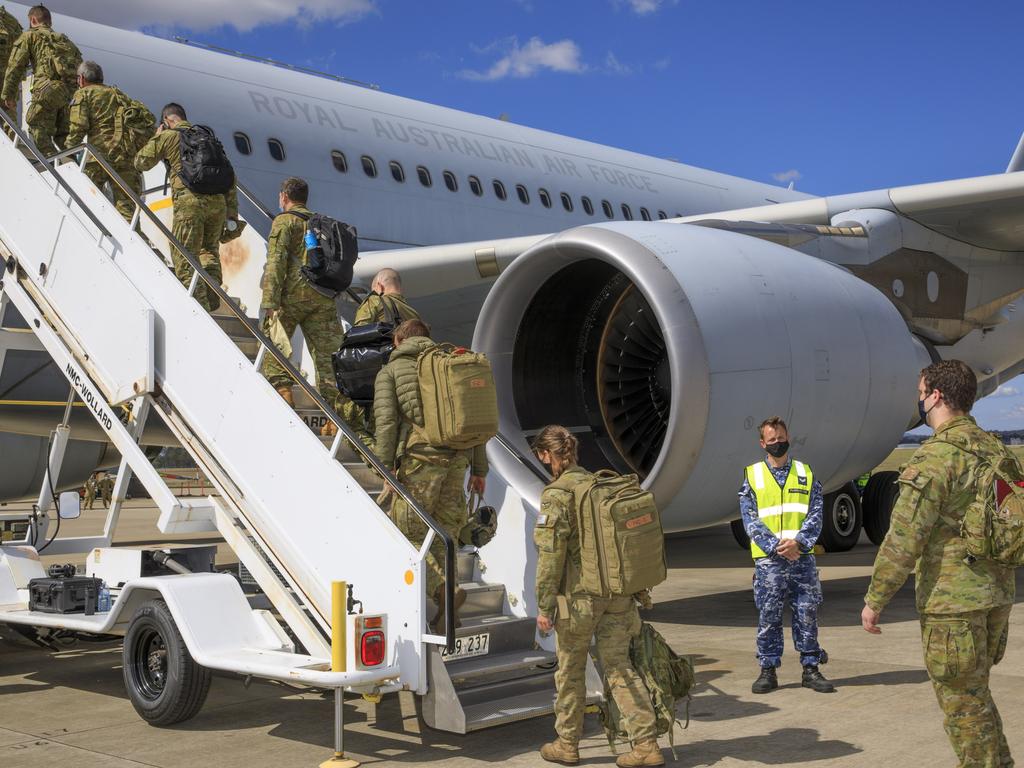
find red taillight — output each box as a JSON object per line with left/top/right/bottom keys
{"left": 360, "top": 630, "right": 385, "bottom": 666}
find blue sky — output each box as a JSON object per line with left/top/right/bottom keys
{"left": 46, "top": 0, "right": 1024, "bottom": 429}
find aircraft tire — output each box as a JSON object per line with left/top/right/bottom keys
{"left": 819, "top": 482, "right": 863, "bottom": 552}
{"left": 730, "top": 518, "right": 750, "bottom": 550}
{"left": 863, "top": 471, "right": 900, "bottom": 546}
{"left": 123, "top": 598, "right": 211, "bottom": 726}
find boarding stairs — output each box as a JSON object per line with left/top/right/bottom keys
{"left": 0, "top": 113, "right": 571, "bottom": 732}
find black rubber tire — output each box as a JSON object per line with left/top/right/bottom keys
{"left": 122, "top": 598, "right": 211, "bottom": 726}
{"left": 730, "top": 518, "right": 751, "bottom": 550}
{"left": 863, "top": 471, "right": 900, "bottom": 546}
{"left": 819, "top": 482, "right": 863, "bottom": 552}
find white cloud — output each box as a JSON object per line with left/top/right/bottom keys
{"left": 990, "top": 384, "right": 1021, "bottom": 399}
{"left": 605, "top": 52, "right": 637, "bottom": 76}
{"left": 1003, "top": 403, "right": 1024, "bottom": 420}
{"left": 44, "top": 0, "right": 376, "bottom": 32}
{"left": 772, "top": 169, "right": 803, "bottom": 183}
{"left": 459, "top": 37, "right": 585, "bottom": 81}
{"left": 652, "top": 56, "right": 671, "bottom": 71}
{"left": 612, "top": 0, "right": 674, "bottom": 15}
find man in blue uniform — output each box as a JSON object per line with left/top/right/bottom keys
{"left": 738, "top": 416, "right": 835, "bottom": 694}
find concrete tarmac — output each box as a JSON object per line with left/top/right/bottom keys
{"left": 0, "top": 500, "right": 1021, "bottom": 768}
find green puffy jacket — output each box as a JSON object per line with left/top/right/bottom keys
{"left": 372, "top": 336, "right": 488, "bottom": 476}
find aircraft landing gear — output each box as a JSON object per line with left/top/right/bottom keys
{"left": 862, "top": 471, "right": 900, "bottom": 545}
{"left": 819, "top": 482, "right": 862, "bottom": 552}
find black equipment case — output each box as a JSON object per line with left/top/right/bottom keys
{"left": 28, "top": 576, "right": 103, "bottom": 615}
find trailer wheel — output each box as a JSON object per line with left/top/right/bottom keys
{"left": 863, "top": 471, "right": 900, "bottom": 545}
{"left": 819, "top": 482, "right": 863, "bottom": 552}
{"left": 123, "top": 598, "right": 211, "bottom": 726}
{"left": 730, "top": 519, "right": 751, "bottom": 550}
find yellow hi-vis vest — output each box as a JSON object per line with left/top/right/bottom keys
{"left": 745, "top": 459, "right": 814, "bottom": 559}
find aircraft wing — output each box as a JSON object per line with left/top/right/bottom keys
{"left": 679, "top": 170, "right": 1024, "bottom": 252}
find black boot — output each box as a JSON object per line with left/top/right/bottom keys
{"left": 802, "top": 665, "right": 835, "bottom": 693}
{"left": 751, "top": 666, "right": 778, "bottom": 694}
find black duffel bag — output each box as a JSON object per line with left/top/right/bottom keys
{"left": 332, "top": 298, "right": 398, "bottom": 406}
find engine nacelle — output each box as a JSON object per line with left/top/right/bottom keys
{"left": 474, "top": 223, "right": 930, "bottom": 531}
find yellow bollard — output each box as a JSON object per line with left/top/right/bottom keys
{"left": 321, "top": 580, "right": 359, "bottom": 768}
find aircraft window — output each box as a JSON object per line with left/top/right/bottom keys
{"left": 268, "top": 138, "right": 286, "bottom": 162}
{"left": 621, "top": 204, "right": 634, "bottom": 220}
{"left": 390, "top": 161, "right": 406, "bottom": 183}
{"left": 581, "top": 196, "right": 594, "bottom": 216}
{"left": 417, "top": 166, "right": 432, "bottom": 187}
{"left": 493, "top": 180, "right": 508, "bottom": 201}
{"left": 468, "top": 175, "right": 483, "bottom": 196}
{"left": 602, "top": 199, "right": 614, "bottom": 219}
{"left": 330, "top": 150, "right": 348, "bottom": 173}
{"left": 516, "top": 184, "right": 530, "bottom": 204}
{"left": 444, "top": 170, "right": 458, "bottom": 192}
{"left": 539, "top": 188, "right": 552, "bottom": 208}
{"left": 657, "top": 210, "right": 667, "bottom": 220}
{"left": 640, "top": 207, "right": 651, "bottom": 221}
{"left": 362, "top": 155, "right": 377, "bottom": 178}
{"left": 233, "top": 132, "right": 252, "bottom": 155}
{"left": 560, "top": 192, "right": 574, "bottom": 212}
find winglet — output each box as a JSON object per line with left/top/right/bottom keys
{"left": 1006, "top": 131, "right": 1024, "bottom": 173}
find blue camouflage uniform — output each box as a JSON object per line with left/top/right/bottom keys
{"left": 738, "top": 459, "right": 826, "bottom": 668}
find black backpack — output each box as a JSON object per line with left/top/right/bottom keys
{"left": 176, "top": 125, "right": 235, "bottom": 195}
{"left": 286, "top": 211, "right": 358, "bottom": 298}
{"left": 332, "top": 296, "right": 402, "bottom": 405}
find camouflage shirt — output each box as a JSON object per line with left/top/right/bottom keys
{"left": 261, "top": 205, "right": 332, "bottom": 310}
{"left": 865, "top": 415, "right": 1017, "bottom": 614}
{"left": 66, "top": 83, "right": 133, "bottom": 164}
{"left": 353, "top": 292, "right": 420, "bottom": 327}
{"left": 0, "top": 7, "right": 23, "bottom": 77}
{"left": 134, "top": 120, "right": 238, "bottom": 216}
{"left": 1, "top": 24, "right": 80, "bottom": 103}
{"left": 534, "top": 465, "right": 591, "bottom": 619}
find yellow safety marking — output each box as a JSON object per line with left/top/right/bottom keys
{"left": 148, "top": 198, "right": 173, "bottom": 212}
{"left": 331, "top": 581, "right": 347, "bottom": 673}
{"left": 0, "top": 399, "right": 85, "bottom": 406}
{"left": 404, "top": 570, "right": 414, "bottom": 585}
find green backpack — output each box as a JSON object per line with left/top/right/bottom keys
{"left": 416, "top": 344, "right": 498, "bottom": 450}
{"left": 110, "top": 88, "right": 155, "bottom": 164}
{"left": 599, "top": 622, "right": 695, "bottom": 758}
{"left": 0, "top": 8, "right": 22, "bottom": 56}
{"left": 572, "top": 470, "right": 666, "bottom": 597}
{"left": 935, "top": 437, "right": 1024, "bottom": 567}
{"left": 36, "top": 29, "right": 81, "bottom": 83}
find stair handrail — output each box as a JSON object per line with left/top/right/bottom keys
{"left": 0, "top": 108, "right": 458, "bottom": 651}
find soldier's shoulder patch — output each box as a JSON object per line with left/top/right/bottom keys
{"left": 897, "top": 465, "right": 930, "bottom": 491}
{"left": 535, "top": 510, "right": 555, "bottom": 528}
{"left": 899, "top": 466, "right": 920, "bottom": 481}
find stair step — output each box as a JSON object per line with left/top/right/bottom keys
{"left": 457, "top": 549, "right": 477, "bottom": 583}
{"left": 231, "top": 336, "right": 260, "bottom": 361}
{"left": 212, "top": 312, "right": 252, "bottom": 338}
{"left": 446, "top": 648, "right": 556, "bottom": 687}
{"left": 460, "top": 677, "right": 557, "bottom": 732}
{"left": 460, "top": 582, "right": 506, "bottom": 619}
{"left": 456, "top": 614, "right": 537, "bottom": 654}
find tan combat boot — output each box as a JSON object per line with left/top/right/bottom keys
{"left": 540, "top": 738, "right": 579, "bottom": 765}
{"left": 616, "top": 740, "right": 664, "bottom": 768}
{"left": 276, "top": 386, "right": 294, "bottom": 407}
{"left": 430, "top": 586, "right": 467, "bottom": 634}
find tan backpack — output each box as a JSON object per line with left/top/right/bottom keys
{"left": 36, "top": 29, "right": 81, "bottom": 83}
{"left": 109, "top": 88, "right": 155, "bottom": 164}
{"left": 416, "top": 344, "right": 498, "bottom": 450}
{"left": 571, "top": 470, "right": 666, "bottom": 597}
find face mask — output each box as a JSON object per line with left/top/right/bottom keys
{"left": 765, "top": 441, "right": 789, "bottom": 459}
{"left": 918, "top": 394, "right": 935, "bottom": 424}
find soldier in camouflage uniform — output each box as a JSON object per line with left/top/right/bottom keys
{"left": 83, "top": 474, "right": 97, "bottom": 510}
{"left": 532, "top": 426, "right": 663, "bottom": 768}
{"left": 259, "top": 177, "right": 346, "bottom": 435}
{"left": 134, "top": 102, "right": 237, "bottom": 313}
{"left": 0, "top": 7, "right": 22, "bottom": 99}
{"left": 373, "top": 319, "right": 487, "bottom": 632}
{"left": 739, "top": 416, "right": 834, "bottom": 694}
{"left": 65, "top": 61, "right": 148, "bottom": 223}
{"left": 1, "top": 5, "right": 80, "bottom": 153}
{"left": 98, "top": 472, "right": 113, "bottom": 508}
{"left": 863, "top": 360, "right": 1016, "bottom": 768}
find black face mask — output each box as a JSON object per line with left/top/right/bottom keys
{"left": 765, "top": 441, "right": 790, "bottom": 459}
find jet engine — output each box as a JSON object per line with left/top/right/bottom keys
{"left": 474, "top": 223, "right": 931, "bottom": 532}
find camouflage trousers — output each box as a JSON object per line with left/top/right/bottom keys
{"left": 753, "top": 555, "right": 825, "bottom": 668}
{"left": 171, "top": 189, "right": 225, "bottom": 312}
{"left": 921, "top": 605, "right": 1013, "bottom": 768}
{"left": 554, "top": 595, "right": 656, "bottom": 745}
{"left": 25, "top": 79, "right": 71, "bottom": 153}
{"left": 261, "top": 297, "right": 345, "bottom": 417}
{"left": 84, "top": 161, "right": 143, "bottom": 224}
{"left": 387, "top": 451, "right": 469, "bottom": 598}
